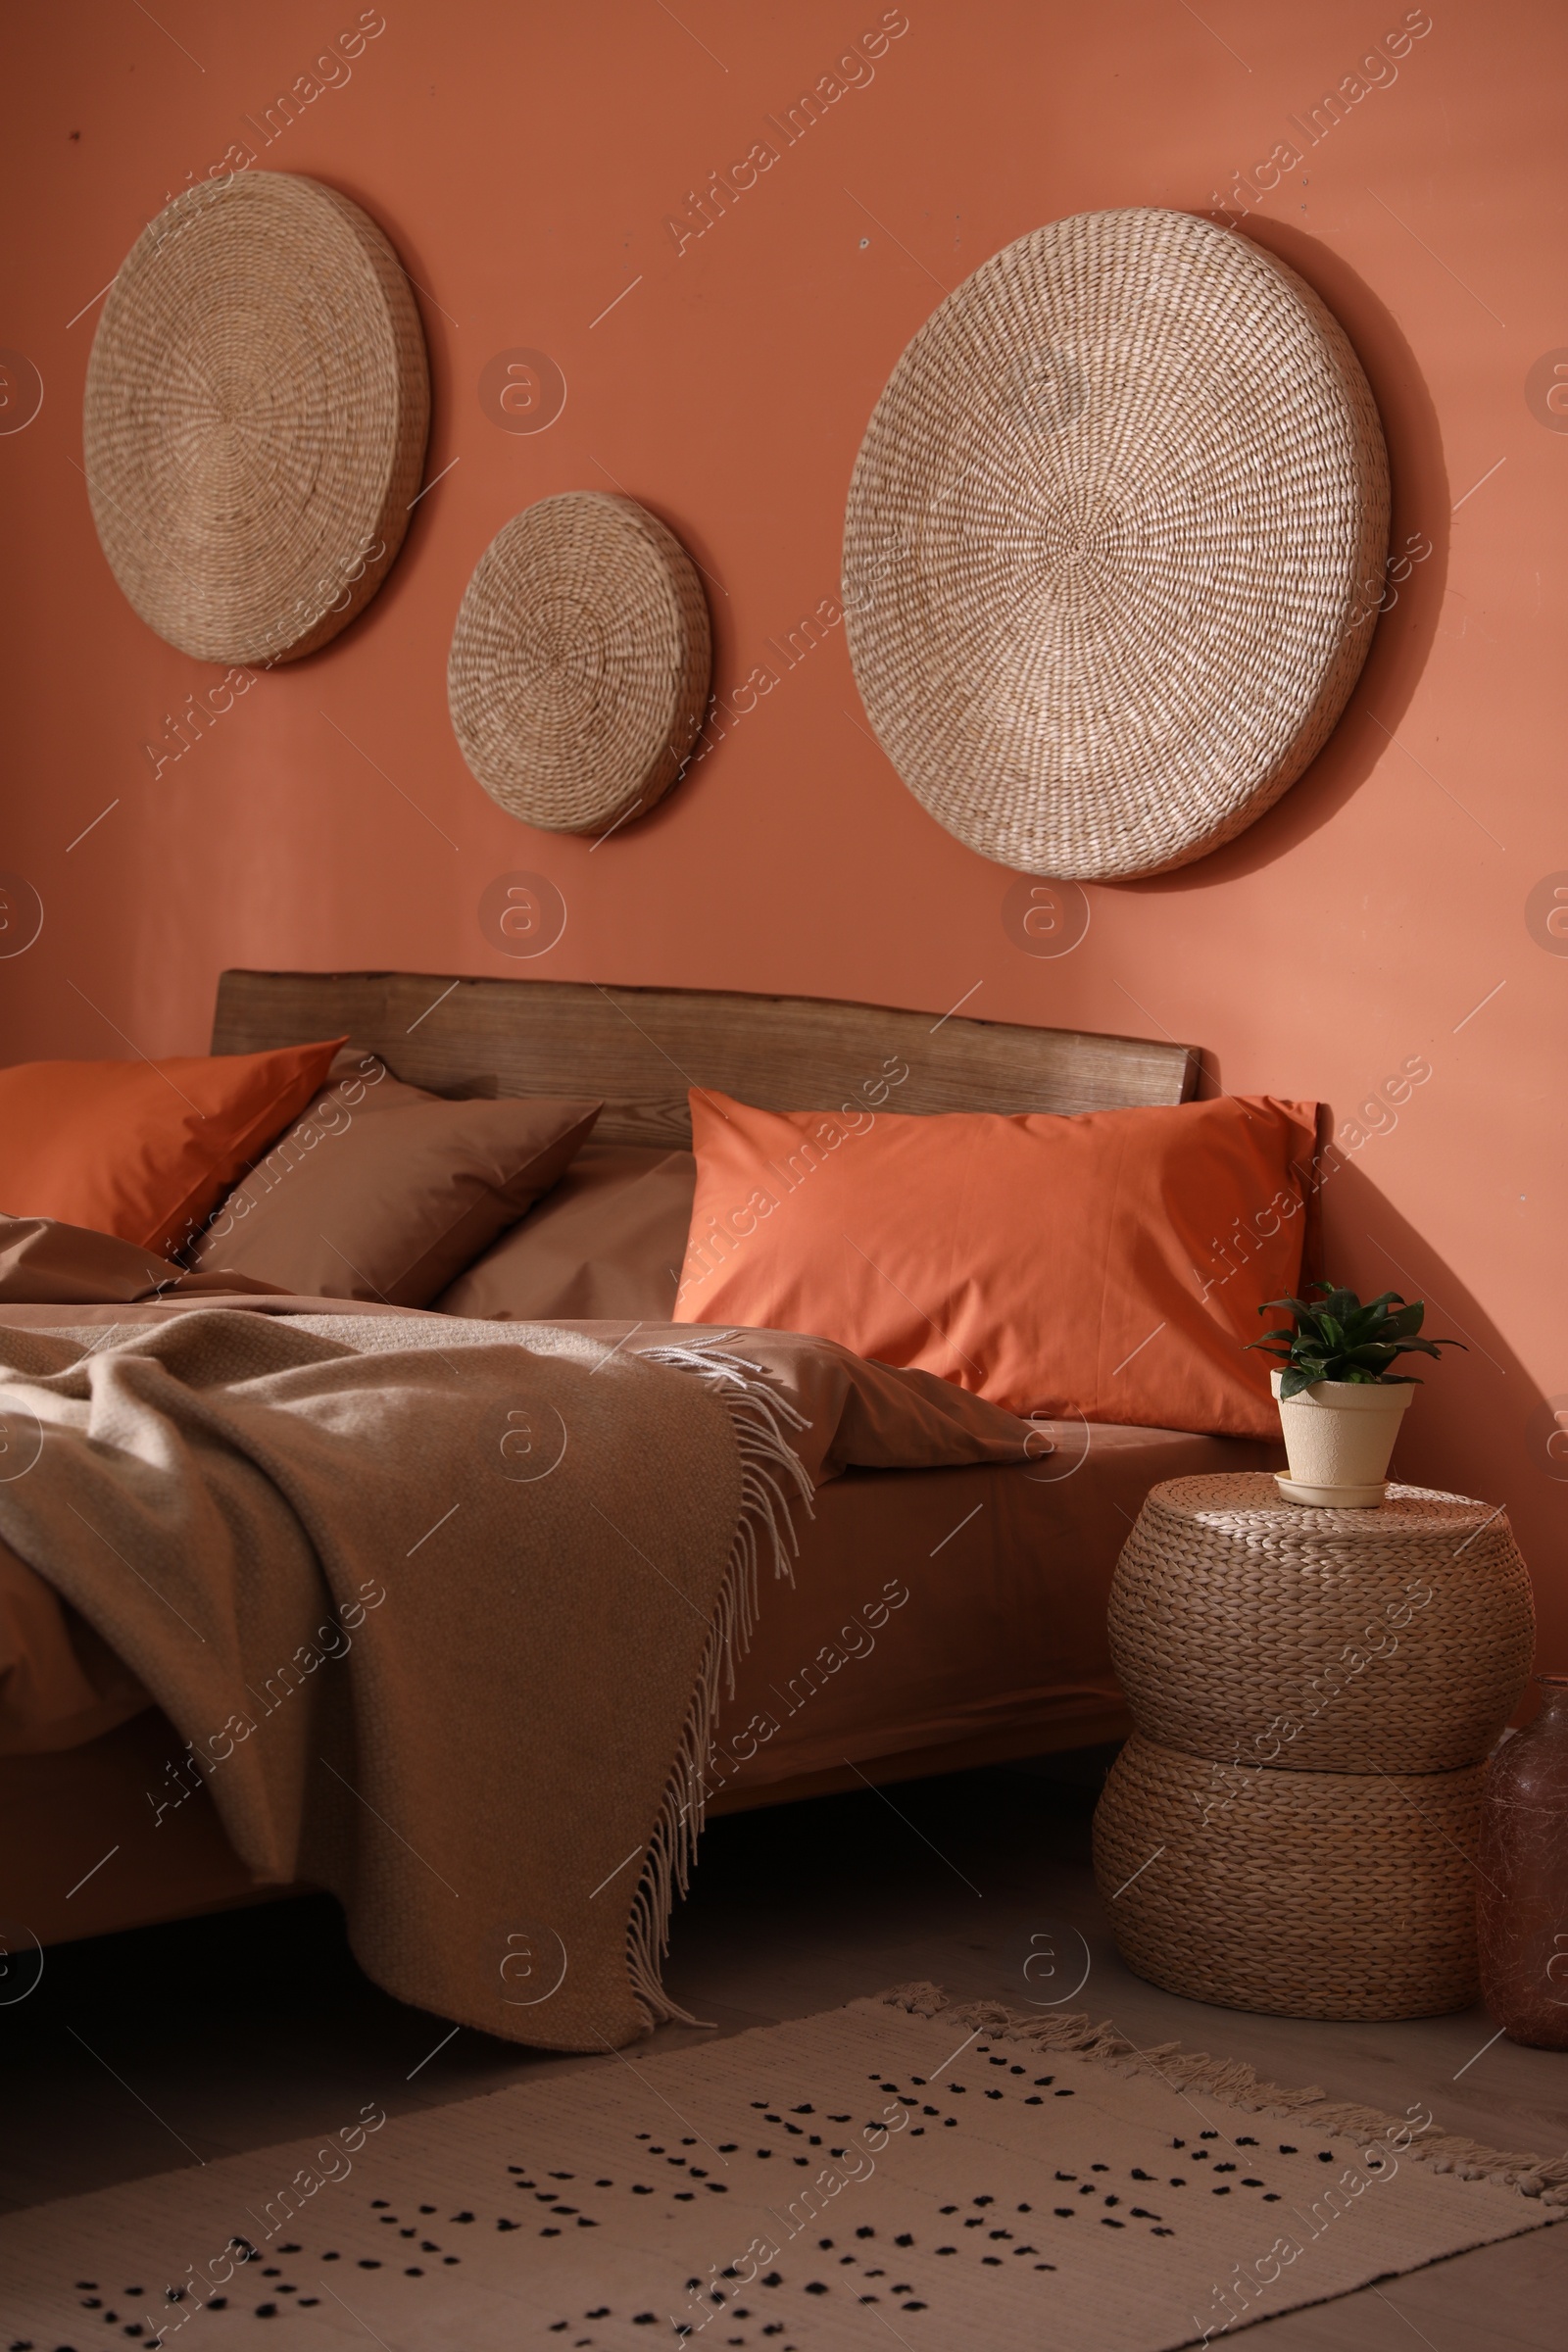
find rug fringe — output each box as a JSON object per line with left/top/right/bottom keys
{"left": 624, "top": 1338, "right": 815, "bottom": 2031}
{"left": 875, "top": 1982, "right": 1568, "bottom": 2205}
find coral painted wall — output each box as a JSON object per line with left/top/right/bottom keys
{"left": 1, "top": 1, "right": 1563, "bottom": 1653}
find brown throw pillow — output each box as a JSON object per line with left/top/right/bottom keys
{"left": 433, "top": 1141, "right": 695, "bottom": 1322}
{"left": 187, "top": 1048, "right": 601, "bottom": 1307}
{"left": 0, "top": 1213, "right": 287, "bottom": 1305}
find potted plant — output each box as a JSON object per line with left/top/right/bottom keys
{"left": 1250, "top": 1283, "right": 1465, "bottom": 1507}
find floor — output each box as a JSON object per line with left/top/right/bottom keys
{"left": 2, "top": 1752, "right": 1562, "bottom": 2347}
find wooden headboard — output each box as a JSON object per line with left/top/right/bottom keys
{"left": 212, "top": 970, "right": 1199, "bottom": 1150}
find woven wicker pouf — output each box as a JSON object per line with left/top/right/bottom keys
{"left": 1092, "top": 1474, "right": 1535, "bottom": 2020}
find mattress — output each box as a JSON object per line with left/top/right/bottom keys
{"left": 0, "top": 1419, "right": 1273, "bottom": 1948}
{"left": 713, "top": 1419, "right": 1272, "bottom": 1797}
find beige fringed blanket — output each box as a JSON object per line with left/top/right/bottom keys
{"left": 0, "top": 1310, "right": 816, "bottom": 2051}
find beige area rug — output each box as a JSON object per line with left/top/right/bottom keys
{"left": 3, "top": 1985, "right": 1562, "bottom": 2350}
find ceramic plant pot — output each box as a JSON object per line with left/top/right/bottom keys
{"left": 1270, "top": 1367, "right": 1413, "bottom": 1506}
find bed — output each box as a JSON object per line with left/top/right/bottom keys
{"left": 0, "top": 970, "right": 1281, "bottom": 2031}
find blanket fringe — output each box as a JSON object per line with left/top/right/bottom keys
{"left": 874, "top": 1982, "right": 1568, "bottom": 2205}
{"left": 623, "top": 1338, "right": 815, "bottom": 2031}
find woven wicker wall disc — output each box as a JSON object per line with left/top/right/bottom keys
{"left": 448, "top": 492, "right": 712, "bottom": 835}
{"left": 83, "top": 172, "right": 429, "bottom": 665}
{"left": 843, "top": 208, "right": 1391, "bottom": 879}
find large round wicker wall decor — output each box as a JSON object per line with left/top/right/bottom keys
{"left": 447, "top": 492, "right": 711, "bottom": 834}
{"left": 842, "top": 208, "right": 1390, "bottom": 879}
{"left": 83, "top": 172, "right": 429, "bottom": 665}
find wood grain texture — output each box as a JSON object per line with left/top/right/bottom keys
{"left": 212, "top": 969, "right": 1199, "bottom": 1144}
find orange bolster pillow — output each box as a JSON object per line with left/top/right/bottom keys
{"left": 0, "top": 1039, "right": 346, "bottom": 1257}
{"left": 673, "top": 1089, "right": 1319, "bottom": 1440}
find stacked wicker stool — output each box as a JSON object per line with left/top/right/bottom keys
{"left": 1093, "top": 1474, "right": 1535, "bottom": 2020}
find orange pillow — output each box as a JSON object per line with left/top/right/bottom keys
{"left": 674, "top": 1090, "right": 1319, "bottom": 1439}
{"left": 0, "top": 1039, "right": 345, "bottom": 1256}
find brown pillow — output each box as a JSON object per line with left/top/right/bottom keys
{"left": 433, "top": 1141, "right": 695, "bottom": 1322}
{"left": 0, "top": 1213, "right": 287, "bottom": 1305}
{"left": 187, "top": 1048, "right": 601, "bottom": 1306}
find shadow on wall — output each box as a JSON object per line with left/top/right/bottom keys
{"left": 1317, "top": 1154, "right": 1560, "bottom": 1628}
{"left": 1109, "top": 221, "right": 1451, "bottom": 895}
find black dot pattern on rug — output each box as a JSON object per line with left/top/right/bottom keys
{"left": 32, "top": 2030, "right": 1349, "bottom": 2346}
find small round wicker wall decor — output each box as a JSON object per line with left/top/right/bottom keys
{"left": 447, "top": 492, "right": 711, "bottom": 835}
{"left": 842, "top": 208, "right": 1391, "bottom": 879}
{"left": 83, "top": 172, "right": 429, "bottom": 665}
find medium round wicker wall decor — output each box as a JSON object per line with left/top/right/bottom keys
{"left": 842, "top": 208, "right": 1391, "bottom": 879}
{"left": 83, "top": 172, "right": 429, "bottom": 665}
{"left": 447, "top": 492, "right": 712, "bottom": 835}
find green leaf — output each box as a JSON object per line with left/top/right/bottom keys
{"left": 1246, "top": 1277, "right": 1463, "bottom": 1380}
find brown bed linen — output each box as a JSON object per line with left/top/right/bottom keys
{"left": 0, "top": 1291, "right": 448, "bottom": 1329}
{"left": 0, "top": 1313, "right": 1035, "bottom": 1761}
{"left": 709, "top": 1419, "right": 1282, "bottom": 1802}
{"left": 0, "top": 1707, "right": 285, "bottom": 1949}
{"left": 183, "top": 1051, "right": 602, "bottom": 1304}
{"left": 0, "top": 1306, "right": 1037, "bottom": 2042}
{"left": 0, "top": 1211, "right": 290, "bottom": 1303}
{"left": 0, "top": 1428, "right": 1276, "bottom": 1945}
{"left": 0, "top": 1297, "right": 1274, "bottom": 1949}
{"left": 0, "top": 1311, "right": 757, "bottom": 2049}
{"left": 434, "top": 1141, "right": 695, "bottom": 1322}
{"left": 0, "top": 1534, "right": 151, "bottom": 1755}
